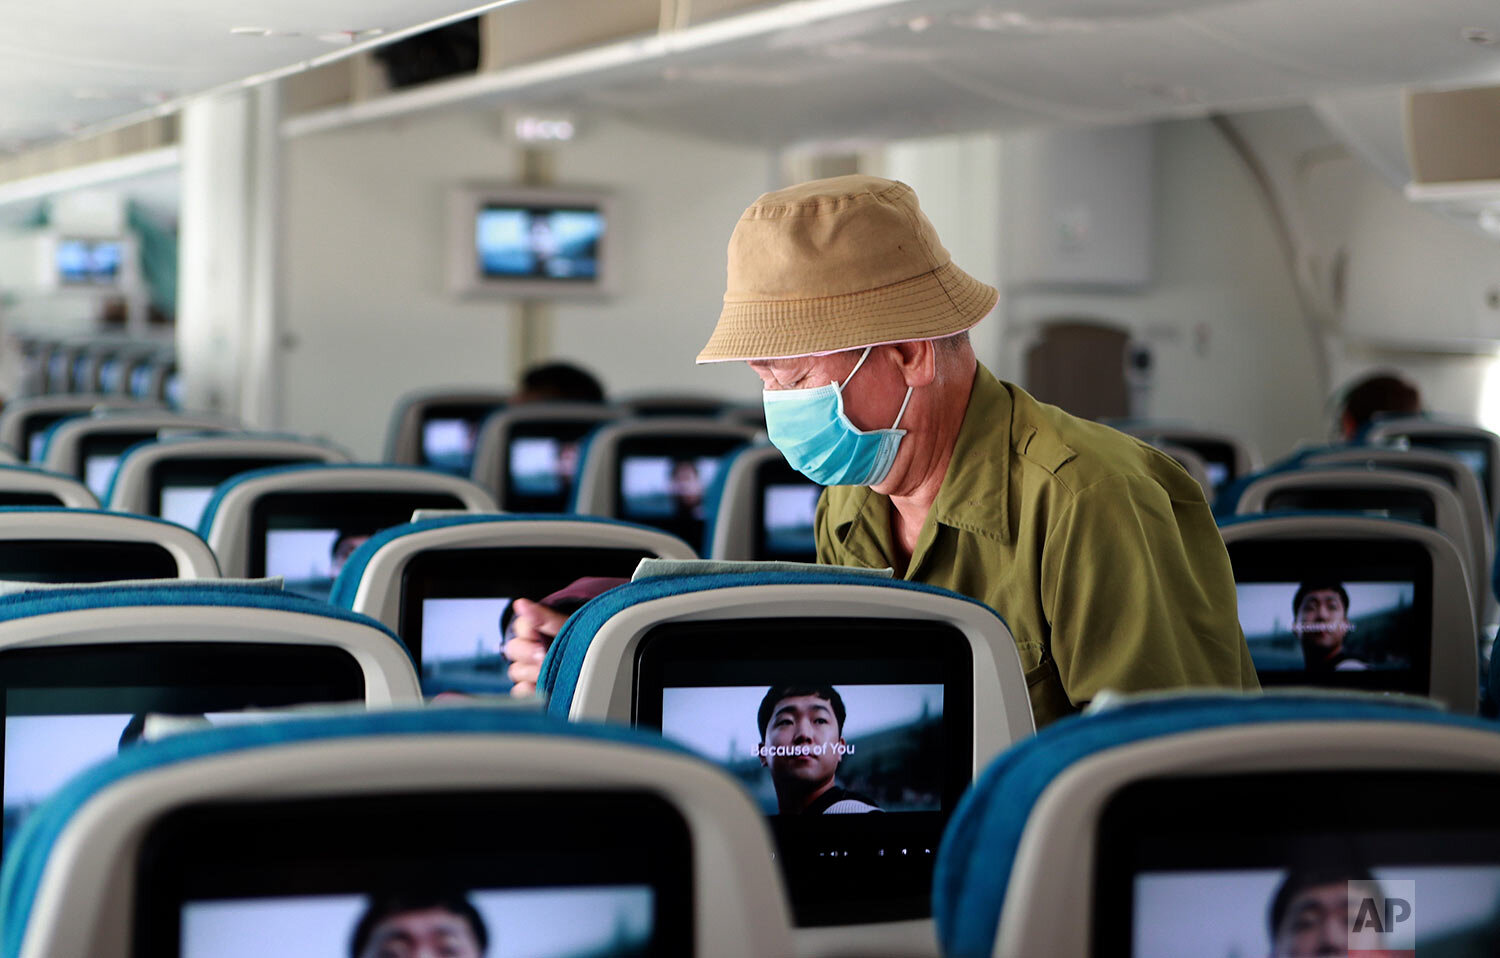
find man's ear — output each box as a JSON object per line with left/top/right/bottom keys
{"left": 889, "top": 341, "right": 937, "bottom": 389}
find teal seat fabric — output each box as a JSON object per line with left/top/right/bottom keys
{"left": 538, "top": 571, "right": 1006, "bottom": 718}
{"left": 327, "top": 512, "right": 686, "bottom": 609}
{"left": 0, "top": 707, "right": 687, "bottom": 958}
{"left": 931, "top": 693, "right": 1500, "bottom": 958}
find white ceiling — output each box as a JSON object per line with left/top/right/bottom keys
{"left": 0, "top": 0, "right": 511, "bottom": 153}
{"left": 514, "top": 0, "right": 1500, "bottom": 146}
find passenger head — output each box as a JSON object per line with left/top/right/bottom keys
{"left": 1268, "top": 866, "right": 1379, "bottom": 957}
{"left": 350, "top": 893, "right": 488, "bottom": 958}
{"left": 1338, "top": 373, "right": 1420, "bottom": 440}
{"left": 697, "top": 176, "right": 995, "bottom": 494}
{"left": 1292, "top": 581, "right": 1350, "bottom": 663}
{"left": 758, "top": 684, "right": 848, "bottom": 794}
{"left": 512, "top": 361, "right": 605, "bottom": 405}
{"left": 669, "top": 457, "right": 704, "bottom": 511}
{"left": 331, "top": 531, "right": 373, "bottom": 577}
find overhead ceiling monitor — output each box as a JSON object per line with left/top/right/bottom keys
{"left": 448, "top": 185, "right": 613, "bottom": 298}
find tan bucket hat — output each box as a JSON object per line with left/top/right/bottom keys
{"left": 697, "top": 175, "right": 998, "bottom": 364}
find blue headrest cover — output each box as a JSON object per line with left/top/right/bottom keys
{"left": 696, "top": 441, "right": 755, "bottom": 557}
{"left": 328, "top": 513, "right": 690, "bottom": 609}
{"left": 539, "top": 571, "right": 1005, "bottom": 718}
{"left": 932, "top": 693, "right": 1500, "bottom": 958}
{"left": 0, "top": 707, "right": 687, "bottom": 958}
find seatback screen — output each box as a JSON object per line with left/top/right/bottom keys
{"left": 80, "top": 432, "right": 159, "bottom": 499}
{"left": 1093, "top": 772, "right": 1500, "bottom": 958}
{"left": 135, "top": 791, "right": 692, "bottom": 957}
{"left": 150, "top": 457, "right": 320, "bottom": 530}
{"left": 399, "top": 546, "right": 648, "bottom": 695}
{"left": 419, "top": 403, "right": 503, "bottom": 476}
{"left": 751, "top": 457, "right": 820, "bottom": 562}
{"left": 634, "top": 618, "right": 973, "bottom": 926}
{"left": 1263, "top": 487, "right": 1437, "bottom": 526}
{"left": 1404, "top": 435, "right": 1492, "bottom": 510}
{"left": 503, "top": 420, "right": 602, "bottom": 512}
{"left": 251, "top": 492, "right": 466, "bottom": 601}
{"left": 1226, "top": 539, "right": 1432, "bottom": 694}
{"left": 615, "top": 436, "right": 746, "bottom": 546}
{"left": 0, "top": 642, "right": 364, "bottom": 860}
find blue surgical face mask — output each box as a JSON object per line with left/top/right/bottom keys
{"left": 762, "top": 346, "right": 913, "bottom": 487}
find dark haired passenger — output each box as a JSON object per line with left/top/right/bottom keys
{"left": 1292, "top": 582, "right": 1367, "bottom": 672}
{"left": 758, "top": 685, "right": 880, "bottom": 815}
{"left": 1338, "top": 372, "right": 1421, "bottom": 441}
{"left": 512, "top": 361, "right": 606, "bottom": 405}
{"left": 1268, "top": 866, "right": 1380, "bottom": 957}
{"left": 331, "top": 531, "right": 374, "bottom": 578}
{"left": 351, "top": 893, "right": 488, "bottom": 958}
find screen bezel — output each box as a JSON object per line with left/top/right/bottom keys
{"left": 1091, "top": 770, "right": 1500, "bottom": 958}
{"left": 501, "top": 419, "right": 604, "bottom": 512}
{"left": 632, "top": 617, "right": 974, "bottom": 926}
{"left": 0, "top": 539, "right": 180, "bottom": 582}
{"left": 1226, "top": 538, "right": 1433, "bottom": 694}
{"left": 133, "top": 789, "right": 694, "bottom": 956}
{"left": 612, "top": 436, "right": 748, "bottom": 546}
{"left": 247, "top": 491, "right": 467, "bottom": 579}
{"left": 1262, "top": 486, "right": 1438, "bottom": 527}
{"left": 749, "top": 457, "right": 821, "bottom": 562}
{"left": 396, "top": 544, "right": 651, "bottom": 685}
{"left": 148, "top": 458, "right": 320, "bottom": 522}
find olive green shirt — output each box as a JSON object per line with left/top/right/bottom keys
{"left": 815, "top": 364, "right": 1258, "bottom": 727}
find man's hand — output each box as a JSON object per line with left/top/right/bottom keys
{"left": 505, "top": 598, "right": 569, "bottom": 697}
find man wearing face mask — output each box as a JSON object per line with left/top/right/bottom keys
{"left": 692, "top": 175, "right": 1258, "bottom": 727}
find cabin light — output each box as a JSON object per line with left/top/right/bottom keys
{"left": 951, "top": 10, "right": 1101, "bottom": 33}
{"left": 907, "top": 15, "right": 934, "bottom": 33}
{"left": 229, "top": 27, "right": 300, "bottom": 38}
{"left": 1479, "top": 206, "right": 1500, "bottom": 238}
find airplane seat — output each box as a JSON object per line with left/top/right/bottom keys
{"left": 0, "top": 507, "right": 219, "bottom": 582}
{"left": 0, "top": 466, "right": 98, "bottom": 509}
{"left": 1218, "top": 514, "right": 1478, "bottom": 713}
{"left": 1231, "top": 466, "right": 1483, "bottom": 626}
{"left": 382, "top": 387, "right": 508, "bottom": 474}
{"left": 468, "top": 403, "right": 622, "bottom": 510}
{"left": 197, "top": 464, "right": 498, "bottom": 598}
{"left": 1365, "top": 417, "right": 1500, "bottom": 522}
{"left": 0, "top": 449, "right": 17, "bottom": 467}
{"left": 1150, "top": 442, "right": 1213, "bottom": 498}
{"left": 0, "top": 707, "right": 792, "bottom": 958}
{"left": 0, "top": 396, "right": 163, "bottom": 466}
{"left": 1118, "top": 423, "right": 1261, "bottom": 493}
{"left": 329, "top": 513, "right": 696, "bottom": 695}
{"left": 541, "top": 568, "right": 1034, "bottom": 957}
{"left": 38, "top": 411, "right": 239, "bottom": 500}
{"left": 935, "top": 693, "right": 1500, "bottom": 958}
{"left": 571, "top": 418, "right": 762, "bottom": 546}
{"left": 1304, "top": 445, "right": 1494, "bottom": 624}
{"left": 104, "top": 433, "right": 352, "bottom": 528}
{"left": 703, "top": 443, "right": 821, "bottom": 562}
{"left": 618, "top": 394, "right": 732, "bottom": 418}
{"left": 720, "top": 404, "right": 767, "bottom": 429}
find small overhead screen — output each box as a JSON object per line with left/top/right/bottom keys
{"left": 98, "top": 358, "right": 123, "bottom": 394}
{"left": 0, "top": 642, "right": 365, "bottom": 861}
{"left": 420, "top": 402, "right": 506, "bottom": 476}
{"left": 503, "top": 419, "right": 600, "bottom": 512}
{"left": 1093, "top": 771, "right": 1500, "bottom": 958}
{"left": 752, "top": 458, "right": 820, "bottom": 562}
{"left": 150, "top": 457, "right": 321, "bottom": 530}
{"left": 634, "top": 618, "right": 973, "bottom": 926}
{"left": 55, "top": 238, "right": 122, "bottom": 286}
{"left": 0, "top": 540, "right": 179, "bottom": 583}
{"left": 135, "top": 790, "right": 691, "bottom": 957}
{"left": 1226, "top": 539, "right": 1432, "bottom": 694}
{"left": 449, "top": 186, "right": 612, "bottom": 298}
{"left": 1262, "top": 486, "right": 1437, "bottom": 526}
{"left": 615, "top": 436, "right": 747, "bottom": 546}
{"left": 399, "top": 545, "right": 648, "bottom": 695}
{"left": 129, "top": 364, "right": 155, "bottom": 399}
{"left": 80, "top": 431, "right": 158, "bottom": 499}
{"left": 251, "top": 491, "right": 466, "bottom": 602}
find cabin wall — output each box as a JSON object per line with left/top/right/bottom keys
{"left": 280, "top": 112, "right": 772, "bottom": 458}
{"left": 886, "top": 120, "right": 1326, "bottom": 462}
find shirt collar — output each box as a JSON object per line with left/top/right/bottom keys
{"left": 827, "top": 363, "right": 1013, "bottom": 548}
